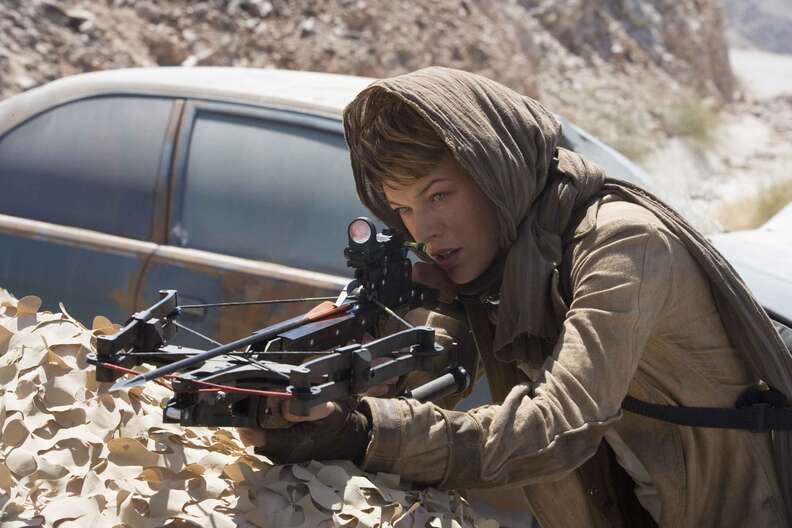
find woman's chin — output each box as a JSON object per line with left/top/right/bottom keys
{"left": 448, "top": 267, "right": 475, "bottom": 285}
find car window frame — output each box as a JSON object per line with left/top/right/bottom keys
{"left": 168, "top": 99, "right": 348, "bottom": 253}
{"left": 0, "top": 94, "right": 183, "bottom": 245}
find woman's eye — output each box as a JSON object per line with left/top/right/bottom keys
{"left": 431, "top": 192, "right": 447, "bottom": 203}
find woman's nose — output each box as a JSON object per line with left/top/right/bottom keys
{"left": 411, "top": 208, "right": 442, "bottom": 244}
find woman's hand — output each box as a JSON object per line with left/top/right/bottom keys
{"left": 238, "top": 334, "right": 400, "bottom": 451}
{"left": 238, "top": 399, "right": 371, "bottom": 464}
{"left": 238, "top": 400, "right": 337, "bottom": 448}
{"left": 412, "top": 261, "right": 457, "bottom": 303}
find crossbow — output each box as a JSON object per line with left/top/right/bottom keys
{"left": 87, "top": 218, "right": 471, "bottom": 430}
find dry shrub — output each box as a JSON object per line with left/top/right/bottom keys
{"left": 717, "top": 179, "right": 792, "bottom": 231}
{"left": 661, "top": 96, "right": 721, "bottom": 147}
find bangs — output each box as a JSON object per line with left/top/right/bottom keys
{"left": 344, "top": 87, "right": 449, "bottom": 188}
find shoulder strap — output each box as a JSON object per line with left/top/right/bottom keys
{"left": 622, "top": 387, "right": 792, "bottom": 432}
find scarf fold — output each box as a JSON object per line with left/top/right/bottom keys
{"left": 344, "top": 67, "right": 792, "bottom": 518}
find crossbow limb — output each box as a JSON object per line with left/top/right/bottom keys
{"left": 87, "top": 218, "right": 471, "bottom": 429}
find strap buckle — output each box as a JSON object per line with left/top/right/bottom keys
{"left": 737, "top": 385, "right": 787, "bottom": 433}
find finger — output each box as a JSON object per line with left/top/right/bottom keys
{"left": 238, "top": 427, "right": 266, "bottom": 447}
{"left": 282, "top": 400, "right": 335, "bottom": 422}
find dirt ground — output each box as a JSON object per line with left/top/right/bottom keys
{"left": 730, "top": 49, "right": 792, "bottom": 99}
{"left": 643, "top": 49, "right": 792, "bottom": 232}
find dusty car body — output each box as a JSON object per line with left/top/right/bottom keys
{"left": 0, "top": 68, "right": 375, "bottom": 344}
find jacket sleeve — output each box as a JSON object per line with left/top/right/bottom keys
{"left": 358, "top": 217, "right": 674, "bottom": 488}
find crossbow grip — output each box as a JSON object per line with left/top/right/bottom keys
{"left": 402, "top": 366, "right": 470, "bottom": 403}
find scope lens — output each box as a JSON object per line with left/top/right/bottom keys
{"left": 349, "top": 219, "right": 373, "bottom": 244}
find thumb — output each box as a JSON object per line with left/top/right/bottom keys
{"left": 282, "top": 400, "right": 335, "bottom": 422}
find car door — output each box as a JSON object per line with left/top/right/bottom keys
{"left": 0, "top": 95, "right": 179, "bottom": 325}
{"left": 139, "top": 100, "right": 370, "bottom": 345}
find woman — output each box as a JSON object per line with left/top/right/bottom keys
{"left": 243, "top": 67, "right": 792, "bottom": 527}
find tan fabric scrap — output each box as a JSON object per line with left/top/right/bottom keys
{"left": 0, "top": 290, "right": 499, "bottom": 527}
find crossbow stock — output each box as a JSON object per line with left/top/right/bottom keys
{"left": 87, "top": 218, "right": 471, "bottom": 430}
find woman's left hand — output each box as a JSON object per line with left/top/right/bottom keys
{"left": 239, "top": 399, "right": 371, "bottom": 464}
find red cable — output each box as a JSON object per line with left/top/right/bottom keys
{"left": 186, "top": 379, "right": 294, "bottom": 399}
{"left": 99, "top": 362, "right": 294, "bottom": 398}
{"left": 99, "top": 301, "right": 347, "bottom": 399}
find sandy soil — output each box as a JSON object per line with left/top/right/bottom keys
{"left": 730, "top": 49, "right": 792, "bottom": 99}
{"left": 642, "top": 48, "right": 792, "bottom": 232}
{"left": 644, "top": 111, "right": 792, "bottom": 229}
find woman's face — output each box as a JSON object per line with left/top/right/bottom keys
{"left": 383, "top": 158, "right": 500, "bottom": 284}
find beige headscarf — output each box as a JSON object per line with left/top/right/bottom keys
{"left": 343, "top": 67, "right": 792, "bottom": 516}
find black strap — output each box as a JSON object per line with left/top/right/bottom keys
{"left": 622, "top": 394, "right": 792, "bottom": 433}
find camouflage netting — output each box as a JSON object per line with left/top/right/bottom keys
{"left": 0, "top": 288, "right": 498, "bottom": 528}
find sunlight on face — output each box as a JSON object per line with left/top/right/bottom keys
{"left": 383, "top": 158, "right": 499, "bottom": 284}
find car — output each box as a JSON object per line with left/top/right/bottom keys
{"left": 709, "top": 202, "right": 792, "bottom": 327}
{"left": 0, "top": 68, "right": 376, "bottom": 345}
{"left": 0, "top": 67, "right": 682, "bottom": 345}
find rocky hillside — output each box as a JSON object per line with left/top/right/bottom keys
{"left": 722, "top": 0, "right": 792, "bottom": 53}
{"left": 1, "top": 1, "right": 731, "bottom": 139}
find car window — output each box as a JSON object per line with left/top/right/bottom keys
{"left": 0, "top": 96, "right": 173, "bottom": 240}
{"left": 178, "top": 107, "right": 369, "bottom": 275}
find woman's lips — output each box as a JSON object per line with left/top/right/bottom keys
{"left": 434, "top": 248, "right": 461, "bottom": 271}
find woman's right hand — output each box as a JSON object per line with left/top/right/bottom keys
{"left": 412, "top": 261, "right": 457, "bottom": 304}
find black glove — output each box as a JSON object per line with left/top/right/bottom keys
{"left": 254, "top": 399, "right": 372, "bottom": 465}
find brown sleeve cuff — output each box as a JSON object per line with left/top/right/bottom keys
{"left": 358, "top": 397, "right": 485, "bottom": 488}
{"left": 358, "top": 397, "right": 403, "bottom": 474}
{"left": 438, "top": 409, "right": 484, "bottom": 489}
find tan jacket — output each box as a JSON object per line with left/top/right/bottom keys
{"left": 360, "top": 200, "right": 787, "bottom": 527}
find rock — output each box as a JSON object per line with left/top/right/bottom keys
{"left": 38, "top": 1, "right": 96, "bottom": 33}
{"left": 142, "top": 27, "right": 190, "bottom": 66}
{"left": 38, "top": 1, "right": 72, "bottom": 26}
{"left": 16, "top": 75, "right": 37, "bottom": 90}
{"left": 240, "top": 0, "right": 273, "bottom": 18}
{"left": 135, "top": 1, "right": 161, "bottom": 23}
{"left": 300, "top": 17, "right": 316, "bottom": 37}
{"left": 65, "top": 8, "right": 96, "bottom": 33}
